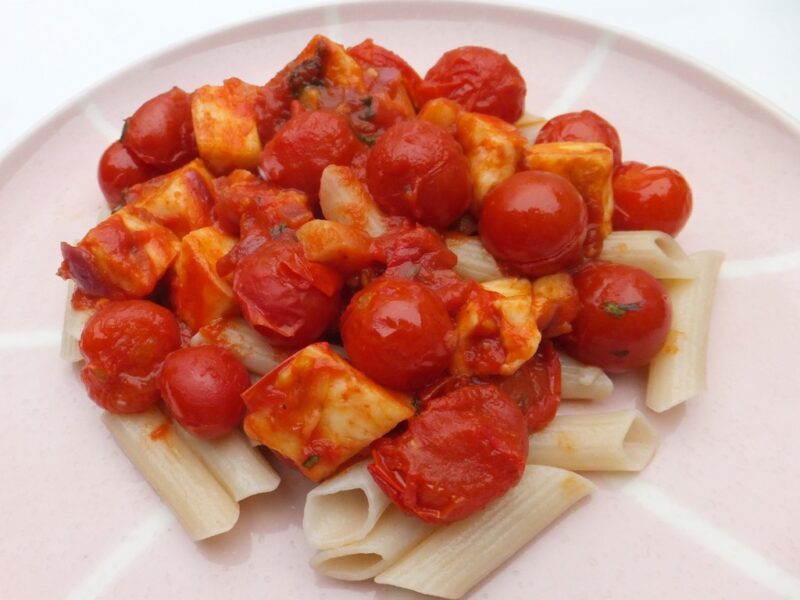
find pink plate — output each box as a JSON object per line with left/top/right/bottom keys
{"left": 1, "top": 2, "right": 799, "bottom": 598}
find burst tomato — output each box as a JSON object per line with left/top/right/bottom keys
{"left": 97, "top": 141, "right": 157, "bottom": 208}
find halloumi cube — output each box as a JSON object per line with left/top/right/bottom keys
{"left": 170, "top": 227, "right": 239, "bottom": 331}
{"left": 524, "top": 142, "right": 613, "bottom": 258}
{"left": 418, "top": 97, "right": 462, "bottom": 135}
{"left": 192, "top": 78, "right": 262, "bottom": 175}
{"left": 243, "top": 343, "right": 414, "bottom": 482}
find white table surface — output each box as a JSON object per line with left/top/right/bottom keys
{"left": 2, "top": 0, "right": 798, "bottom": 157}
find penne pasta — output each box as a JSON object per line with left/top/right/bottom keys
{"left": 190, "top": 317, "right": 290, "bottom": 375}
{"left": 172, "top": 423, "right": 280, "bottom": 502}
{"left": 527, "top": 410, "right": 658, "bottom": 471}
{"left": 319, "top": 165, "right": 389, "bottom": 237}
{"left": 102, "top": 408, "right": 240, "bottom": 541}
{"left": 374, "top": 465, "right": 594, "bottom": 599}
{"left": 559, "top": 352, "right": 614, "bottom": 400}
{"left": 599, "top": 230, "right": 695, "bottom": 279}
{"left": 303, "top": 460, "right": 392, "bottom": 550}
{"left": 646, "top": 250, "right": 725, "bottom": 412}
{"left": 444, "top": 234, "right": 503, "bottom": 282}
{"left": 514, "top": 112, "right": 547, "bottom": 143}
{"left": 309, "top": 504, "right": 434, "bottom": 581}
{"left": 59, "top": 281, "right": 95, "bottom": 362}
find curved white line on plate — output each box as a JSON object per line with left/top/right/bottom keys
{"left": 616, "top": 479, "right": 800, "bottom": 599}
{"left": 81, "top": 101, "right": 121, "bottom": 143}
{"left": 719, "top": 250, "right": 800, "bottom": 279}
{"left": 0, "top": 329, "right": 61, "bottom": 349}
{"left": 65, "top": 505, "right": 173, "bottom": 600}
{"left": 543, "top": 31, "right": 616, "bottom": 117}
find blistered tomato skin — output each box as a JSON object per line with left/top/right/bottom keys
{"left": 612, "top": 161, "right": 693, "bottom": 236}
{"left": 259, "top": 110, "right": 362, "bottom": 201}
{"left": 159, "top": 345, "right": 250, "bottom": 438}
{"left": 366, "top": 120, "right": 471, "bottom": 228}
{"left": 233, "top": 240, "right": 343, "bottom": 348}
{"left": 341, "top": 278, "right": 456, "bottom": 391}
{"left": 558, "top": 261, "right": 672, "bottom": 373}
{"left": 97, "top": 141, "right": 158, "bottom": 208}
{"left": 79, "top": 300, "right": 181, "bottom": 413}
{"left": 536, "top": 110, "right": 622, "bottom": 168}
{"left": 416, "top": 46, "right": 526, "bottom": 123}
{"left": 368, "top": 384, "right": 528, "bottom": 524}
{"left": 479, "top": 171, "right": 588, "bottom": 277}
{"left": 121, "top": 87, "right": 197, "bottom": 171}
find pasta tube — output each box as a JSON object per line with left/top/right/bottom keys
{"left": 172, "top": 424, "right": 280, "bottom": 502}
{"left": 102, "top": 408, "right": 239, "bottom": 541}
{"left": 310, "top": 505, "right": 434, "bottom": 581}
{"left": 374, "top": 465, "right": 594, "bottom": 599}
{"left": 190, "top": 317, "right": 289, "bottom": 375}
{"left": 60, "top": 281, "right": 95, "bottom": 362}
{"left": 444, "top": 234, "right": 503, "bottom": 282}
{"left": 646, "top": 250, "right": 725, "bottom": 412}
{"left": 303, "top": 460, "right": 392, "bottom": 550}
{"left": 559, "top": 352, "right": 614, "bottom": 400}
{"left": 599, "top": 230, "right": 695, "bottom": 279}
{"left": 319, "top": 165, "right": 389, "bottom": 237}
{"left": 527, "top": 410, "right": 658, "bottom": 471}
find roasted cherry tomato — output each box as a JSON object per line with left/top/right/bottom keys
{"left": 159, "top": 345, "right": 250, "bottom": 438}
{"left": 495, "top": 340, "right": 561, "bottom": 433}
{"left": 369, "top": 384, "right": 528, "bottom": 524}
{"left": 121, "top": 87, "right": 196, "bottom": 170}
{"left": 347, "top": 38, "right": 423, "bottom": 106}
{"left": 233, "top": 239, "right": 343, "bottom": 348}
{"left": 535, "top": 110, "right": 622, "bottom": 168}
{"left": 341, "top": 278, "right": 456, "bottom": 391}
{"left": 259, "top": 109, "right": 361, "bottom": 201}
{"left": 612, "top": 161, "right": 693, "bottom": 236}
{"left": 79, "top": 300, "right": 181, "bottom": 413}
{"left": 97, "top": 141, "right": 158, "bottom": 208}
{"left": 416, "top": 46, "right": 526, "bottom": 122}
{"left": 366, "top": 119, "right": 470, "bottom": 228}
{"left": 479, "top": 171, "right": 587, "bottom": 276}
{"left": 558, "top": 262, "right": 672, "bottom": 372}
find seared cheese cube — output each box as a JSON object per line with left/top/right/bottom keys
{"left": 456, "top": 111, "right": 527, "bottom": 213}
{"left": 451, "top": 286, "right": 541, "bottom": 377}
{"left": 296, "top": 220, "right": 375, "bottom": 274}
{"left": 59, "top": 206, "right": 179, "bottom": 299}
{"left": 192, "top": 79, "right": 262, "bottom": 175}
{"left": 418, "top": 97, "right": 462, "bottom": 135}
{"left": 125, "top": 159, "right": 215, "bottom": 238}
{"left": 524, "top": 142, "right": 613, "bottom": 258}
{"left": 170, "top": 227, "right": 239, "bottom": 331}
{"left": 531, "top": 273, "right": 580, "bottom": 337}
{"left": 480, "top": 277, "right": 532, "bottom": 298}
{"left": 243, "top": 343, "right": 414, "bottom": 482}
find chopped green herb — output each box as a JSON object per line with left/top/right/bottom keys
{"left": 303, "top": 454, "right": 320, "bottom": 469}
{"left": 602, "top": 301, "right": 642, "bottom": 318}
{"left": 411, "top": 395, "right": 421, "bottom": 414}
{"left": 357, "top": 133, "right": 377, "bottom": 147}
{"left": 361, "top": 96, "right": 373, "bottom": 108}
{"left": 270, "top": 223, "right": 288, "bottom": 238}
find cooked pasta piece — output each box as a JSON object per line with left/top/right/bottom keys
{"left": 514, "top": 112, "right": 547, "bottom": 142}
{"left": 310, "top": 505, "right": 434, "bottom": 581}
{"left": 527, "top": 410, "right": 657, "bottom": 471}
{"left": 559, "top": 352, "right": 613, "bottom": 400}
{"left": 102, "top": 408, "right": 239, "bottom": 541}
{"left": 60, "top": 281, "right": 95, "bottom": 362}
{"left": 319, "top": 165, "right": 389, "bottom": 237}
{"left": 172, "top": 424, "right": 280, "bottom": 502}
{"left": 190, "top": 317, "right": 290, "bottom": 375}
{"left": 303, "top": 460, "right": 392, "bottom": 550}
{"left": 599, "top": 230, "right": 695, "bottom": 279}
{"left": 374, "top": 465, "right": 594, "bottom": 599}
{"left": 444, "top": 234, "right": 503, "bottom": 282}
{"left": 646, "top": 251, "right": 725, "bottom": 412}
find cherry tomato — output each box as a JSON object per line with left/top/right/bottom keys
{"left": 79, "top": 300, "right": 181, "bottom": 413}
{"left": 495, "top": 340, "right": 561, "bottom": 433}
{"left": 479, "top": 171, "right": 587, "bottom": 276}
{"left": 347, "top": 38, "right": 423, "bottom": 106}
{"left": 97, "top": 141, "right": 157, "bottom": 208}
{"left": 121, "top": 87, "right": 197, "bottom": 170}
{"left": 159, "top": 345, "right": 250, "bottom": 438}
{"left": 558, "top": 262, "right": 672, "bottom": 372}
{"left": 233, "top": 239, "right": 343, "bottom": 348}
{"left": 259, "top": 109, "right": 361, "bottom": 201}
{"left": 369, "top": 383, "right": 528, "bottom": 524}
{"left": 366, "top": 119, "right": 470, "bottom": 228}
{"left": 536, "top": 110, "right": 622, "bottom": 168}
{"left": 416, "top": 46, "right": 526, "bottom": 123}
{"left": 341, "top": 278, "right": 456, "bottom": 391}
{"left": 612, "top": 161, "right": 693, "bottom": 236}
